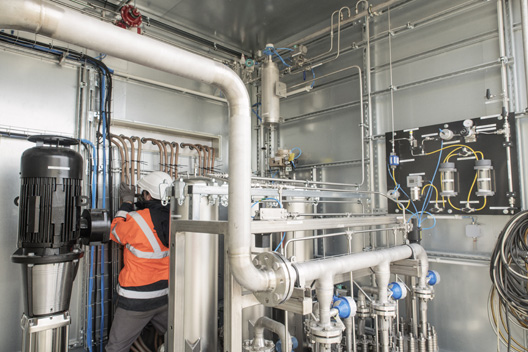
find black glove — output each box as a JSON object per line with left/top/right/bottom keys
{"left": 120, "top": 182, "right": 134, "bottom": 204}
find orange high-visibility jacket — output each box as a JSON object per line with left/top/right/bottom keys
{"left": 110, "top": 207, "right": 169, "bottom": 302}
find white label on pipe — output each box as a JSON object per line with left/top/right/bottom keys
{"left": 48, "top": 166, "right": 70, "bottom": 170}
{"left": 287, "top": 221, "right": 303, "bottom": 225}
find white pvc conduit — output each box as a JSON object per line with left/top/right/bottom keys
{"left": 0, "top": 0, "right": 270, "bottom": 292}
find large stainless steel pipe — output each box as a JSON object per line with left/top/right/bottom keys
{"left": 294, "top": 243, "right": 428, "bottom": 286}
{"left": 0, "top": 0, "right": 271, "bottom": 292}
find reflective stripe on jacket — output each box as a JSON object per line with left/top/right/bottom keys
{"left": 110, "top": 207, "right": 169, "bottom": 293}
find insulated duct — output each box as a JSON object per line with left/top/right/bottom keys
{"left": 0, "top": 0, "right": 271, "bottom": 292}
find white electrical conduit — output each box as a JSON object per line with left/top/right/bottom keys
{"left": 0, "top": 0, "right": 271, "bottom": 292}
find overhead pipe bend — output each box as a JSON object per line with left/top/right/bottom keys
{"left": 0, "top": 0, "right": 271, "bottom": 292}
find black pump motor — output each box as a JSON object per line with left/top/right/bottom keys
{"left": 16, "top": 135, "right": 83, "bottom": 255}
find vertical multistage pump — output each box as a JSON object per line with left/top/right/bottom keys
{"left": 11, "top": 135, "right": 109, "bottom": 352}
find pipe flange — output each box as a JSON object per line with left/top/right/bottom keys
{"left": 253, "top": 252, "right": 295, "bottom": 307}
{"left": 356, "top": 305, "right": 371, "bottom": 318}
{"left": 414, "top": 286, "right": 434, "bottom": 300}
{"left": 308, "top": 321, "right": 343, "bottom": 344}
{"left": 371, "top": 302, "right": 397, "bottom": 317}
{"left": 243, "top": 339, "right": 274, "bottom": 352}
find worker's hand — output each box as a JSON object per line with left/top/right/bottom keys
{"left": 120, "top": 182, "right": 134, "bottom": 204}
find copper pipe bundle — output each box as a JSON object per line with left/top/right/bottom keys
{"left": 120, "top": 135, "right": 136, "bottom": 190}
{"left": 110, "top": 135, "right": 126, "bottom": 183}
{"left": 142, "top": 138, "right": 165, "bottom": 172}
{"left": 110, "top": 134, "right": 130, "bottom": 184}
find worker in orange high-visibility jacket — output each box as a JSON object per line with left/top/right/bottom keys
{"left": 106, "top": 171, "right": 172, "bottom": 352}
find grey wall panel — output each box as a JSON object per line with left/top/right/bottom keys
{"left": 279, "top": 106, "right": 363, "bottom": 165}
{"left": 427, "top": 262, "right": 495, "bottom": 352}
{"left": 0, "top": 51, "right": 78, "bottom": 133}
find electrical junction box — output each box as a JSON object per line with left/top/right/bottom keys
{"left": 385, "top": 114, "right": 520, "bottom": 215}
{"left": 256, "top": 208, "right": 288, "bottom": 221}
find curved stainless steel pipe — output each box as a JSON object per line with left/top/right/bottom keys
{"left": 252, "top": 317, "right": 291, "bottom": 352}
{"left": 0, "top": 0, "right": 270, "bottom": 292}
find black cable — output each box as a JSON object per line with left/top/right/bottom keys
{"left": 490, "top": 210, "right": 528, "bottom": 347}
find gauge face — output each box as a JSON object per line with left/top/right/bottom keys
{"left": 463, "top": 119, "right": 474, "bottom": 128}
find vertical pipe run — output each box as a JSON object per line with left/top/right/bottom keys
{"left": 111, "top": 134, "right": 130, "bottom": 185}
{"left": 133, "top": 136, "right": 142, "bottom": 182}
{"left": 521, "top": 0, "right": 528, "bottom": 108}
{"left": 171, "top": 142, "right": 180, "bottom": 178}
{"left": 120, "top": 135, "right": 136, "bottom": 189}
{"left": 496, "top": 0, "right": 516, "bottom": 208}
{"left": 496, "top": 0, "right": 510, "bottom": 113}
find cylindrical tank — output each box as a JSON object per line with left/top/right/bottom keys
{"left": 261, "top": 58, "right": 280, "bottom": 125}
{"left": 283, "top": 197, "right": 313, "bottom": 262}
{"left": 174, "top": 178, "right": 219, "bottom": 351}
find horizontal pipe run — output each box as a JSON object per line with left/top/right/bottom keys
{"left": 285, "top": 0, "right": 401, "bottom": 48}
{"left": 112, "top": 71, "right": 227, "bottom": 103}
{"left": 293, "top": 243, "right": 427, "bottom": 285}
{"left": 284, "top": 226, "right": 404, "bottom": 254}
{"left": 284, "top": 60, "right": 504, "bottom": 124}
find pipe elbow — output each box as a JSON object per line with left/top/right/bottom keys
{"left": 229, "top": 253, "right": 271, "bottom": 292}
{"left": 254, "top": 316, "right": 291, "bottom": 352}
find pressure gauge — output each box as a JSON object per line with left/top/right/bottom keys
{"left": 463, "top": 119, "right": 474, "bottom": 128}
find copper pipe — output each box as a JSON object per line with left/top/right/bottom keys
{"left": 110, "top": 136, "right": 126, "bottom": 183}
{"left": 110, "top": 134, "right": 130, "bottom": 184}
{"left": 181, "top": 143, "right": 201, "bottom": 176}
{"left": 163, "top": 141, "right": 174, "bottom": 178}
{"left": 120, "top": 135, "right": 136, "bottom": 190}
{"left": 194, "top": 144, "right": 206, "bottom": 176}
{"left": 132, "top": 136, "right": 142, "bottom": 184}
{"left": 202, "top": 146, "right": 210, "bottom": 173}
{"left": 160, "top": 139, "right": 168, "bottom": 173}
{"left": 171, "top": 142, "right": 180, "bottom": 178}
{"left": 193, "top": 144, "right": 205, "bottom": 176}
{"left": 210, "top": 147, "right": 215, "bottom": 172}
{"left": 142, "top": 138, "right": 164, "bottom": 171}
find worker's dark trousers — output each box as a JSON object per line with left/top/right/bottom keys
{"left": 105, "top": 304, "right": 168, "bottom": 352}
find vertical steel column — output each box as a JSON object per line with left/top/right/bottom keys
{"left": 168, "top": 230, "right": 186, "bottom": 352}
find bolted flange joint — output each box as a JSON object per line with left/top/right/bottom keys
{"left": 253, "top": 252, "right": 296, "bottom": 307}
{"left": 371, "top": 301, "right": 397, "bottom": 317}
{"left": 414, "top": 286, "right": 434, "bottom": 300}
